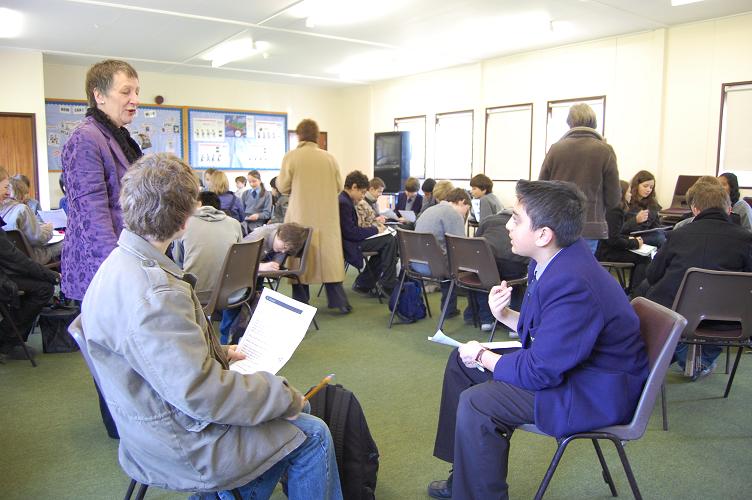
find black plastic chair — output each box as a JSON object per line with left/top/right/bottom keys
{"left": 0, "top": 291, "right": 37, "bottom": 367}
{"left": 443, "top": 234, "right": 526, "bottom": 341}
{"left": 518, "top": 297, "right": 687, "bottom": 500}
{"left": 599, "top": 261, "right": 635, "bottom": 293}
{"left": 389, "top": 228, "right": 452, "bottom": 328}
{"left": 5, "top": 228, "right": 60, "bottom": 270}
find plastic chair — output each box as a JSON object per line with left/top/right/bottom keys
{"left": 0, "top": 291, "right": 37, "bottom": 367}
{"left": 599, "top": 261, "right": 634, "bottom": 293}
{"left": 442, "top": 234, "right": 526, "bottom": 341}
{"left": 200, "top": 239, "right": 263, "bottom": 321}
{"left": 517, "top": 297, "right": 687, "bottom": 500}
{"left": 69, "top": 326, "right": 243, "bottom": 500}
{"left": 658, "top": 268, "right": 752, "bottom": 429}
{"left": 388, "top": 228, "right": 451, "bottom": 328}
{"left": 258, "top": 226, "right": 318, "bottom": 330}
{"left": 5, "top": 229, "right": 60, "bottom": 270}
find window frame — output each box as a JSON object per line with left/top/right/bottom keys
{"left": 483, "top": 102, "right": 534, "bottom": 182}
{"left": 434, "top": 109, "right": 474, "bottom": 181}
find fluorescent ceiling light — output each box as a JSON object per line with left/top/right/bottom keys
{"left": 201, "top": 37, "right": 269, "bottom": 68}
{"left": 0, "top": 8, "right": 24, "bottom": 38}
{"left": 290, "top": 0, "right": 405, "bottom": 27}
{"left": 671, "top": 0, "right": 704, "bottom": 6}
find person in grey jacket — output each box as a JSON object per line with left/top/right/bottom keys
{"left": 539, "top": 103, "right": 620, "bottom": 253}
{"left": 70, "top": 153, "right": 341, "bottom": 499}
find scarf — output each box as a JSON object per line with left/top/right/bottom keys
{"left": 86, "top": 107, "right": 143, "bottom": 165}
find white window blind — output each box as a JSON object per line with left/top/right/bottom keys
{"left": 484, "top": 104, "right": 533, "bottom": 181}
{"left": 718, "top": 82, "right": 752, "bottom": 187}
{"left": 435, "top": 111, "right": 473, "bottom": 180}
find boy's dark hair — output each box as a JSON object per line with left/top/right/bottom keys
{"left": 515, "top": 180, "right": 585, "bottom": 248}
{"left": 470, "top": 174, "right": 493, "bottom": 194}
{"left": 719, "top": 172, "right": 741, "bottom": 204}
{"left": 445, "top": 188, "right": 471, "bottom": 205}
{"left": 235, "top": 176, "right": 247, "bottom": 186}
{"left": 198, "top": 191, "right": 221, "bottom": 210}
{"left": 404, "top": 177, "right": 420, "bottom": 193}
{"left": 270, "top": 176, "right": 278, "bottom": 190}
{"left": 277, "top": 223, "right": 308, "bottom": 255}
{"left": 344, "top": 170, "right": 369, "bottom": 190}
{"left": 369, "top": 177, "right": 385, "bottom": 190}
{"left": 421, "top": 178, "right": 436, "bottom": 193}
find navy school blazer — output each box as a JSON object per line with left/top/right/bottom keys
{"left": 494, "top": 238, "right": 649, "bottom": 438}
{"left": 338, "top": 191, "right": 377, "bottom": 268}
{"left": 396, "top": 191, "right": 423, "bottom": 215}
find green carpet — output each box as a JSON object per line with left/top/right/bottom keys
{"left": 1, "top": 271, "right": 750, "bottom": 499}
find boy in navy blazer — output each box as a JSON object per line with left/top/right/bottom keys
{"left": 428, "top": 180, "right": 649, "bottom": 500}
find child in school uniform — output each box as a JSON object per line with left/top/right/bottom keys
{"left": 241, "top": 170, "right": 273, "bottom": 232}
{"left": 469, "top": 173, "right": 503, "bottom": 224}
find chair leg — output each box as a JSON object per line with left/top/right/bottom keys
{"left": 725, "top": 346, "right": 731, "bottom": 374}
{"left": 435, "top": 281, "right": 455, "bottom": 333}
{"left": 0, "top": 302, "right": 36, "bottom": 367}
{"left": 388, "top": 271, "right": 408, "bottom": 329}
{"left": 661, "top": 383, "right": 668, "bottom": 431}
{"left": 723, "top": 345, "right": 744, "bottom": 398}
{"left": 124, "top": 479, "right": 138, "bottom": 500}
{"left": 312, "top": 316, "right": 319, "bottom": 331}
{"left": 488, "top": 321, "right": 498, "bottom": 343}
{"left": 420, "top": 279, "right": 432, "bottom": 318}
{"left": 534, "top": 436, "right": 575, "bottom": 500}
{"left": 134, "top": 483, "right": 149, "bottom": 500}
{"left": 592, "top": 439, "right": 618, "bottom": 497}
{"left": 609, "top": 437, "right": 643, "bottom": 500}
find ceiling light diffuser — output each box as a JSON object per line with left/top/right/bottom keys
{"left": 201, "top": 37, "right": 269, "bottom": 68}
{"left": 671, "top": 0, "right": 704, "bottom": 6}
{"left": 0, "top": 8, "right": 23, "bottom": 38}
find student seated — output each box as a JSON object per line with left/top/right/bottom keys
{"left": 428, "top": 180, "right": 648, "bottom": 500}
{"left": 234, "top": 175, "right": 249, "bottom": 200}
{"left": 396, "top": 176, "right": 423, "bottom": 218}
{"left": 419, "top": 178, "right": 437, "bottom": 215}
{"left": 205, "top": 169, "right": 244, "bottom": 223}
{"left": 635, "top": 181, "right": 752, "bottom": 378}
{"left": 269, "top": 176, "right": 289, "bottom": 224}
{"left": 668, "top": 176, "right": 720, "bottom": 230}
{"left": 623, "top": 170, "right": 665, "bottom": 247}
{"left": 246, "top": 222, "right": 309, "bottom": 273}
{"left": 339, "top": 170, "right": 398, "bottom": 297}
{"left": 58, "top": 176, "right": 69, "bottom": 213}
{"left": 463, "top": 209, "right": 530, "bottom": 333}
{"left": 362, "top": 177, "right": 386, "bottom": 222}
{"left": 468, "top": 174, "right": 502, "bottom": 224}
{"left": 241, "top": 170, "right": 273, "bottom": 232}
{"left": 70, "top": 153, "right": 341, "bottom": 499}
{"left": 718, "top": 172, "right": 752, "bottom": 232}
{"left": 418, "top": 180, "right": 453, "bottom": 219}
{"left": 0, "top": 169, "right": 62, "bottom": 265}
{"left": 10, "top": 174, "right": 41, "bottom": 216}
{"left": 414, "top": 188, "right": 472, "bottom": 318}
{"left": 595, "top": 180, "right": 651, "bottom": 292}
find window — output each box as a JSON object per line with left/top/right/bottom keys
{"left": 545, "top": 96, "right": 606, "bottom": 153}
{"left": 394, "top": 115, "right": 426, "bottom": 178}
{"left": 435, "top": 110, "right": 473, "bottom": 180}
{"left": 484, "top": 103, "right": 533, "bottom": 181}
{"left": 717, "top": 81, "right": 752, "bottom": 187}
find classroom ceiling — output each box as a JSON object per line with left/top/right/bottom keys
{"left": 1, "top": 0, "right": 751, "bottom": 87}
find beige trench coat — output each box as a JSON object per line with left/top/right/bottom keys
{"left": 277, "top": 141, "right": 345, "bottom": 284}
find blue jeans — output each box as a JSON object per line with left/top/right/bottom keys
{"left": 674, "top": 343, "right": 722, "bottom": 370}
{"left": 219, "top": 308, "right": 241, "bottom": 344}
{"left": 584, "top": 239, "right": 599, "bottom": 254}
{"left": 217, "top": 413, "right": 343, "bottom": 500}
{"left": 463, "top": 291, "right": 495, "bottom": 325}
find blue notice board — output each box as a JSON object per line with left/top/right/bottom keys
{"left": 45, "top": 100, "right": 184, "bottom": 171}
{"left": 188, "top": 108, "right": 287, "bottom": 170}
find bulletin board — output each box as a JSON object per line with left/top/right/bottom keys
{"left": 188, "top": 108, "right": 287, "bottom": 170}
{"left": 45, "top": 99, "right": 184, "bottom": 172}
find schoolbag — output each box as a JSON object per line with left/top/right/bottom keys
{"left": 308, "top": 384, "right": 379, "bottom": 500}
{"left": 388, "top": 279, "right": 427, "bottom": 323}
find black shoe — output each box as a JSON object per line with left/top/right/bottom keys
{"left": 427, "top": 473, "right": 452, "bottom": 499}
{"left": 336, "top": 305, "right": 352, "bottom": 314}
{"left": 352, "top": 285, "right": 373, "bottom": 297}
{"left": 445, "top": 309, "right": 461, "bottom": 319}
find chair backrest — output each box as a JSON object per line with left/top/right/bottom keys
{"left": 608, "top": 297, "right": 686, "bottom": 440}
{"left": 285, "top": 226, "right": 313, "bottom": 276}
{"left": 445, "top": 233, "right": 500, "bottom": 290}
{"left": 396, "top": 227, "right": 450, "bottom": 280}
{"left": 5, "top": 229, "right": 34, "bottom": 258}
{"left": 203, "top": 239, "right": 263, "bottom": 317}
{"left": 671, "top": 267, "right": 752, "bottom": 341}
{"left": 68, "top": 317, "right": 103, "bottom": 388}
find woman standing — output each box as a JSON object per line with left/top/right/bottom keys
{"left": 61, "top": 59, "right": 142, "bottom": 301}
{"left": 277, "top": 119, "right": 350, "bottom": 313}
{"left": 61, "top": 59, "right": 142, "bottom": 439}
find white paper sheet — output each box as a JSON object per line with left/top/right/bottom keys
{"left": 399, "top": 210, "right": 416, "bottom": 223}
{"left": 427, "top": 329, "right": 462, "bottom": 347}
{"left": 38, "top": 209, "right": 67, "bottom": 229}
{"left": 229, "top": 288, "right": 316, "bottom": 375}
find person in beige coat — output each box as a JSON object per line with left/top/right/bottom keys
{"left": 71, "top": 153, "right": 341, "bottom": 498}
{"left": 277, "top": 119, "right": 351, "bottom": 313}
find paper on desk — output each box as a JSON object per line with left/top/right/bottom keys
{"left": 39, "top": 209, "right": 67, "bottom": 229}
{"left": 229, "top": 288, "right": 316, "bottom": 375}
{"left": 48, "top": 230, "right": 64, "bottom": 245}
{"left": 382, "top": 209, "right": 398, "bottom": 220}
{"left": 428, "top": 330, "right": 462, "bottom": 347}
{"left": 366, "top": 226, "right": 395, "bottom": 239}
{"left": 399, "top": 210, "right": 416, "bottom": 223}
{"left": 629, "top": 244, "right": 656, "bottom": 257}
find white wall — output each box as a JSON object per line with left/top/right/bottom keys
{"left": 0, "top": 48, "right": 50, "bottom": 208}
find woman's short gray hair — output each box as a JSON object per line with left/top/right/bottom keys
{"left": 120, "top": 153, "right": 199, "bottom": 241}
{"left": 85, "top": 59, "right": 138, "bottom": 107}
{"left": 566, "top": 103, "right": 597, "bottom": 129}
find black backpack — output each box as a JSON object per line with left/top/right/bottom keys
{"left": 308, "top": 384, "right": 379, "bottom": 500}
{"left": 388, "top": 279, "right": 427, "bottom": 323}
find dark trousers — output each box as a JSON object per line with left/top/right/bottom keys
{"left": 354, "top": 236, "right": 398, "bottom": 290}
{"left": 293, "top": 282, "right": 349, "bottom": 309}
{"left": 0, "top": 276, "right": 54, "bottom": 348}
{"left": 434, "top": 350, "right": 534, "bottom": 500}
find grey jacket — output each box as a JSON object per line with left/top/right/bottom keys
{"left": 70, "top": 229, "right": 304, "bottom": 492}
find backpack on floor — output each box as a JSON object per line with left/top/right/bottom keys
{"left": 308, "top": 384, "right": 379, "bottom": 500}
{"left": 39, "top": 305, "right": 80, "bottom": 353}
{"left": 388, "top": 279, "right": 427, "bottom": 323}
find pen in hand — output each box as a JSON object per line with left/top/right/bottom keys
{"left": 304, "top": 373, "right": 335, "bottom": 401}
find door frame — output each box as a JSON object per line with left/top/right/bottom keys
{"left": 0, "top": 112, "right": 39, "bottom": 198}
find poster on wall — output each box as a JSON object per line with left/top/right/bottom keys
{"left": 45, "top": 100, "right": 184, "bottom": 171}
{"left": 188, "top": 108, "right": 287, "bottom": 170}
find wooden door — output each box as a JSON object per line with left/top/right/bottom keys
{"left": 0, "top": 113, "right": 38, "bottom": 199}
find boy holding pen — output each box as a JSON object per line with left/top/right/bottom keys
{"left": 428, "top": 180, "right": 649, "bottom": 500}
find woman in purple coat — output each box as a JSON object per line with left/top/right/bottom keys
{"left": 61, "top": 59, "right": 142, "bottom": 301}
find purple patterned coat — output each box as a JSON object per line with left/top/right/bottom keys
{"left": 61, "top": 116, "right": 131, "bottom": 300}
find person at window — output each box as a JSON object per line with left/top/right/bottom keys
{"left": 70, "top": 152, "right": 341, "bottom": 499}
{"left": 595, "top": 180, "right": 651, "bottom": 293}
{"left": 539, "top": 103, "right": 621, "bottom": 254}
{"left": 622, "top": 170, "right": 665, "bottom": 247}
{"left": 718, "top": 172, "right": 752, "bottom": 232}
{"left": 427, "top": 180, "right": 648, "bottom": 500}
{"left": 339, "top": 170, "right": 398, "bottom": 299}
{"left": 205, "top": 170, "right": 245, "bottom": 224}
{"left": 468, "top": 173, "right": 503, "bottom": 224}
{"left": 241, "top": 170, "right": 273, "bottom": 231}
